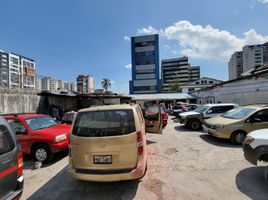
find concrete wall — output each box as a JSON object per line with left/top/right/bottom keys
{"left": 195, "top": 74, "right": 268, "bottom": 106}
{"left": 0, "top": 89, "right": 41, "bottom": 114}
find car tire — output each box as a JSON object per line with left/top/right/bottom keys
{"left": 264, "top": 166, "right": 268, "bottom": 184}
{"left": 32, "top": 144, "right": 53, "bottom": 163}
{"left": 189, "top": 119, "right": 201, "bottom": 131}
{"left": 230, "top": 131, "right": 246, "bottom": 144}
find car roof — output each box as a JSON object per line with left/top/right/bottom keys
{"left": 202, "top": 103, "right": 238, "bottom": 107}
{"left": 243, "top": 104, "right": 268, "bottom": 109}
{"left": 78, "top": 104, "right": 136, "bottom": 112}
{"left": 3, "top": 114, "right": 47, "bottom": 120}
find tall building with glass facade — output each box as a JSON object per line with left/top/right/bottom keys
{"left": 129, "top": 34, "right": 161, "bottom": 94}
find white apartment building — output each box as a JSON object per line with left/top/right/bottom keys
{"left": 228, "top": 51, "right": 243, "bottom": 80}
{"left": 228, "top": 42, "right": 268, "bottom": 80}
{"left": 8, "top": 53, "right": 21, "bottom": 89}
{"left": 77, "top": 75, "right": 94, "bottom": 94}
{"left": 21, "top": 56, "right": 36, "bottom": 89}
{"left": 242, "top": 44, "right": 263, "bottom": 72}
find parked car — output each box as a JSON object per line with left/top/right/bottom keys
{"left": 172, "top": 105, "right": 189, "bottom": 116}
{"left": 3, "top": 114, "right": 71, "bottom": 163}
{"left": 69, "top": 104, "right": 162, "bottom": 182}
{"left": 243, "top": 128, "right": 268, "bottom": 165}
{"left": 178, "top": 103, "right": 238, "bottom": 130}
{"left": 0, "top": 116, "right": 24, "bottom": 200}
{"left": 149, "top": 104, "right": 168, "bottom": 128}
{"left": 61, "top": 111, "right": 77, "bottom": 124}
{"left": 203, "top": 104, "right": 268, "bottom": 144}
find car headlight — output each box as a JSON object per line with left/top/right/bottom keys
{"left": 214, "top": 125, "right": 225, "bottom": 129}
{"left": 55, "top": 134, "right": 67, "bottom": 142}
{"left": 243, "top": 136, "right": 255, "bottom": 145}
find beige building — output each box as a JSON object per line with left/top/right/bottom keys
{"left": 77, "top": 75, "right": 94, "bottom": 94}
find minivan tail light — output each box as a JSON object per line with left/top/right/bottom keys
{"left": 137, "top": 131, "right": 144, "bottom": 156}
{"left": 17, "top": 150, "right": 23, "bottom": 177}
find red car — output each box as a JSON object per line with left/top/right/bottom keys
{"left": 4, "top": 114, "right": 71, "bottom": 163}
{"left": 161, "top": 108, "right": 168, "bottom": 128}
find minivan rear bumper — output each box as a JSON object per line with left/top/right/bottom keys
{"left": 69, "top": 159, "right": 146, "bottom": 182}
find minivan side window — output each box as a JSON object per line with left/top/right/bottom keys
{"left": 0, "top": 125, "right": 15, "bottom": 156}
{"left": 209, "top": 106, "right": 234, "bottom": 114}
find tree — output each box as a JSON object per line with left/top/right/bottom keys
{"left": 101, "top": 78, "right": 111, "bottom": 91}
{"left": 170, "top": 78, "right": 182, "bottom": 93}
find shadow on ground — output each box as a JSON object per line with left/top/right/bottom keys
{"left": 236, "top": 166, "right": 268, "bottom": 200}
{"left": 147, "top": 140, "right": 157, "bottom": 145}
{"left": 174, "top": 125, "right": 190, "bottom": 132}
{"left": 23, "top": 149, "right": 68, "bottom": 170}
{"left": 199, "top": 134, "right": 241, "bottom": 148}
{"left": 28, "top": 166, "right": 140, "bottom": 200}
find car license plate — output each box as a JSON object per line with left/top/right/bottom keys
{"left": 93, "top": 155, "right": 112, "bottom": 164}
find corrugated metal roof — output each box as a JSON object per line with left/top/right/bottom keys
{"left": 128, "top": 93, "right": 197, "bottom": 100}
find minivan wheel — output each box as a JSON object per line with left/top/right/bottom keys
{"left": 189, "top": 119, "right": 201, "bottom": 131}
{"left": 32, "top": 144, "right": 53, "bottom": 163}
{"left": 230, "top": 131, "right": 246, "bottom": 144}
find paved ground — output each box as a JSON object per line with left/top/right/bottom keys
{"left": 21, "top": 118, "right": 268, "bottom": 200}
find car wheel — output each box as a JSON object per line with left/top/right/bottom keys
{"left": 32, "top": 144, "right": 53, "bottom": 163}
{"left": 264, "top": 166, "right": 268, "bottom": 184}
{"left": 230, "top": 131, "right": 246, "bottom": 144}
{"left": 189, "top": 119, "right": 201, "bottom": 131}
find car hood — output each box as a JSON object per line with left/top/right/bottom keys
{"left": 205, "top": 116, "right": 240, "bottom": 125}
{"left": 248, "top": 129, "right": 268, "bottom": 140}
{"left": 179, "top": 111, "right": 200, "bottom": 117}
{"left": 33, "top": 124, "right": 71, "bottom": 137}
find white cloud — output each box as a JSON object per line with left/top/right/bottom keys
{"left": 137, "top": 26, "right": 158, "bottom": 35}
{"left": 137, "top": 20, "right": 268, "bottom": 61}
{"left": 125, "top": 63, "right": 132, "bottom": 69}
{"left": 111, "top": 80, "right": 115, "bottom": 84}
{"left": 124, "top": 35, "right": 130, "bottom": 42}
{"left": 258, "top": 0, "right": 268, "bottom": 4}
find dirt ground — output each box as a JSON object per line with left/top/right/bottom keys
{"left": 21, "top": 118, "right": 268, "bottom": 200}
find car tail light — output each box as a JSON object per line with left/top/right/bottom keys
{"left": 17, "top": 150, "right": 23, "bottom": 177}
{"left": 137, "top": 131, "right": 144, "bottom": 156}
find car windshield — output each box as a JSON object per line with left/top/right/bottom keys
{"left": 25, "top": 116, "right": 58, "bottom": 131}
{"left": 222, "top": 108, "right": 256, "bottom": 119}
{"left": 72, "top": 109, "right": 136, "bottom": 137}
{"left": 194, "top": 105, "right": 209, "bottom": 113}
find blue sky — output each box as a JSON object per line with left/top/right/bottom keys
{"left": 1, "top": 0, "right": 268, "bottom": 94}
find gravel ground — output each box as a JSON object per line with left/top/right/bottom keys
{"left": 21, "top": 117, "right": 268, "bottom": 200}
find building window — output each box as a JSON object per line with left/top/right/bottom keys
{"left": 209, "top": 81, "right": 213, "bottom": 84}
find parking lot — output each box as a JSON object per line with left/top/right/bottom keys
{"left": 21, "top": 118, "right": 268, "bottom": 200}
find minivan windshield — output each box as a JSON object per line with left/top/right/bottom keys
{"left": 222, "top": 108, "right": 256, "bottom": 119}
{"left": 194, "top": 105, "right": 209, "bottom": 113}
{"left": 72, "top": 109, "right": 135, "bottom": 137}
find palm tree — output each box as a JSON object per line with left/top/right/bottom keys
{"left": 101, "top": 78, "right": 112, "bottom": 91}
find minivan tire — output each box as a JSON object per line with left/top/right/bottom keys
{"left": 189, "top": 119, "right": 201, "bottom": 131}
{"left": 32, "top": 144, "right": 53, "bottom": 163}
{"left": 230, "top": 131, "right": 246, "bottom": 144}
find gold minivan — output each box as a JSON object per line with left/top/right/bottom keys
{"left": 203, "top": 105, "right": 268, "bottom": 144}
{"left": 68, "top": 104, "right": 162, "bottom": 182}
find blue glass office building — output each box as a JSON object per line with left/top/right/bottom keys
{"left": 129, "top": 34, "right": 162, "bottom": 94}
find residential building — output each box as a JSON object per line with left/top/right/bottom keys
{"left": 242, "top": 44, "right": 263, "bottom": 72}
{"left": 8, "top": 53, "right": 20, "bottom": 89}
{"left": 19, "top": 54, "right": 36, "bottom": 89}
{"left": 228, "top": 42, "right": 268, "bottom": 80}
{"left": 50, "top": 78, "right": 59, "bottom": 91}
{"left": 181, "top": 77, "right": 223, "bottom": 93}
{"left": 35, "top": 77, "right": 42, "bottom": 91}
{"left": 41, "top": 77, "right": 51, "bottom": 91}
{"left": 228, "top": 51, "right": 243, "bottom": 80}
{"left": 77, "top": 75, "right": 94, "bottom": 94}
{"left": 70, "top": 83, "right": 77, "bottom": 92}
{"left": 0, "top": 50, "right": 9, "bottom": 88}
{"left": 129, "top": 34, "right": 161, "bottom": 94}
{"left": 161, "top": 56, "right": 200, "bottom": 93}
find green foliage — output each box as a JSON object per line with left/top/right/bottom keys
{"left": 101, "top": 78, "right": 112, "bottom": 91}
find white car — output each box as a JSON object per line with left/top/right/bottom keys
{"left": 243, "top": 129, "right": 268, "bottom": 183}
